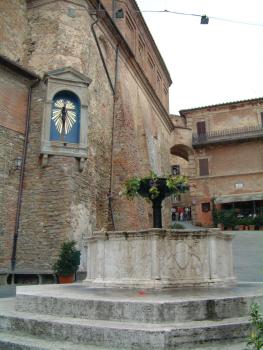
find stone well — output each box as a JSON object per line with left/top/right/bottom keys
{"left": 84, "top": 229, "right": 236, "bottom": 288}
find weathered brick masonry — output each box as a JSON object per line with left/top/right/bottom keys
{"left": 0, "top": 0, "right": 174, "bottom": 278}
{"left": 0, "top": 0, "right": 28, "bottom": 62}
{"left": 0, "top": 64, "right": 36, "bottom": 273}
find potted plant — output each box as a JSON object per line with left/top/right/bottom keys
{"left": 247, "top": 217, "right": 256, "bottom": 231}
{"left": 53, "top": 241, "right": 81, "bottom": 284}
{"left": 217, "top": 209, "right": 236, "bottom": 230}
{"left": 123, "top": 172, "right": 188, "bottom": 228}
{"left": 236, "top": 217, "right": 245, "bottom": 231}
{"left": 254, "top": 216, "right": 263, "bottom": 230}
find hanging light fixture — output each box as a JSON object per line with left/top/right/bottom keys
{"left": 115, "top": 8, "right": 124, "bottom": 19}
{"left": 201, "top": 15, "right": 209, "bottom": 24}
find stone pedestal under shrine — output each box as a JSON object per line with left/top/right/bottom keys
{"left": 84, "top": 229, "right": 236, "bottom": 288}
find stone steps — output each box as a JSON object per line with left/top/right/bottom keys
{"left": 0, "top": 330, "right": 118, "bottom": 350}
{"left": 0, "top": 283, "right": 261, "bottom": 349}
{"left": 0, "top": 305, "right": 251, "bottom": 349}
{"left": 15, "top": 290, "right": 263, "bottom": 323}
{"left": 0, "top": 331, "right": 247, "bottom": 350}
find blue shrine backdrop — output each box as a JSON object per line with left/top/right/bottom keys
{"left": 50, "top": 90, "right": 80, "bottom": 143}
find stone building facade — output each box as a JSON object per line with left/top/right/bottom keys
{"left": 176, "top": 98, "right": 263, "bottom": 226}
{"left": 169, "top": 115, "right": 192, "bottom": 212}
{"left": 0, "top": 0, "right": 176, "bottom": 282}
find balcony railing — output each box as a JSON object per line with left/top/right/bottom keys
{"left": 193, "top": 124, "right": 263, "bottom": 146}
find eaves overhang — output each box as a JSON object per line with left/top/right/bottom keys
{"left": 0, "top": 54, "right": 39, "bottom": 80}
{"left": 180, "top": 97, "right": 263, "bottom": 116}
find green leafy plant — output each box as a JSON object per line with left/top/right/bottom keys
{"left": 236, "top": 216, "right": 257, "bottom": 227}
{"left": 247, "top": 303, "right": 263, "bottom": 350}
{"left": 122, "top": 173, "right": 188, "bottom": 228}
{"left": 123, "top": 177, "right": 141, "bottom": 199}
{"left": 148, "top": 184, "right": 160, "bottom": 199}
{"left": 166, "top": 175, "right": 188, "bottom": 192}
{"left": 247, "top": 217, "right": 256, "bottom": 226}
{"left": 254, "top": 216, "right": 263, "bottom": 229}
{"left": 123, "top": 172, "right": 188, "bottom": 201}
{"left": 236, "top": 216, "right": 246, "bottom": 226}
{"left": 53, "top": 241, "right": 81, "bottom": 277}
{"left": 217, "top": 209, "right": 237, "bottom": 229}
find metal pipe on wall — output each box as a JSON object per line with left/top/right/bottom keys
{"left": 91, "top": 4, "right": 121, "bottom": 229}
{"left": 11, "top": 78, "right": 40, "bottom": 272}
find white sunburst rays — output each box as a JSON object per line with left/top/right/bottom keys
{"left": 51, "top": 99, "right": 77, "bottom": 135}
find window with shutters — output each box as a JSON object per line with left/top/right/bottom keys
{"left": 196, "top": 121, "right": 206, "bottom": 135}
{"left": 199, "top": 158, "right": 209, "bottom": 176}
{"left": 196, "top": 121, "right": 207, "bottom": 142}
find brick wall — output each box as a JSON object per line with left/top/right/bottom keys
{"left": 0, "top": 66, "right": 29, "bottom": 133}
{"left": 12, "top": 1, "right": 115, "bottom": 272}
{"left": 0, "top": 128, "right": 24, "bottom": 271}
{"left": 0, "top": 0, "right": 28, "bottom": 61}
{"left": 101, "top": 0, "right": 171, "bottom": 111}
{"left": 0, "top": 0, "right": 174, "bottom": 275}
{"left": 0, "top": 66, "right": 29, "bottom": 272}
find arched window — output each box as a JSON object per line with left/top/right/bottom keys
{"left": 50, "top": 90, "right": 80, "bottom": 144}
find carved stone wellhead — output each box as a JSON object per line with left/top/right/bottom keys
{"left": 84, "top": 229, "right": 236, "bottom": 289}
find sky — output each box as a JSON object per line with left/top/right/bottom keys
{"left": 136, "top": 0, "right": 263, "bottom": 114}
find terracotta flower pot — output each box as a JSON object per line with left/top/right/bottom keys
{"left": 249, "top": 225, "right": 255, "bottom": 231}
{"left": 238, "top": 225, "right": 244, "bottom": 231}
{"left": 58, "top": 274, "right": 75, "bottom": 284}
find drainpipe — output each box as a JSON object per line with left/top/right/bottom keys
{"left": 108, "top": 44, "right": 119, "bottom": 230}
{"left": 91, "top": 10, "right": 120, "bottom": 229}
{"left": 91, "top": 12, "right": 115, "bottom": 95}
{"left": 11, "top": 78, "right": 40, "bottom": 272}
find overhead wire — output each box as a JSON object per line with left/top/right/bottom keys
{"left": 65, "top": 5, "right": 263, "bottom": 27}
{"left": 136, "top": 9, "right": 263, "bottom": 27}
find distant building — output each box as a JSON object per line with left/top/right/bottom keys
{"left": 178, "top": 98, "right": 263, "bottom": 226}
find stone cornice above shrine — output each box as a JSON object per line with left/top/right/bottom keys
{"left": 44, "top": 67, "right": 92, "bottom": 87}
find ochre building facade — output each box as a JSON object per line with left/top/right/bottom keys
{"left": 176, "top": 99, "right": 263, "bottom": 226}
